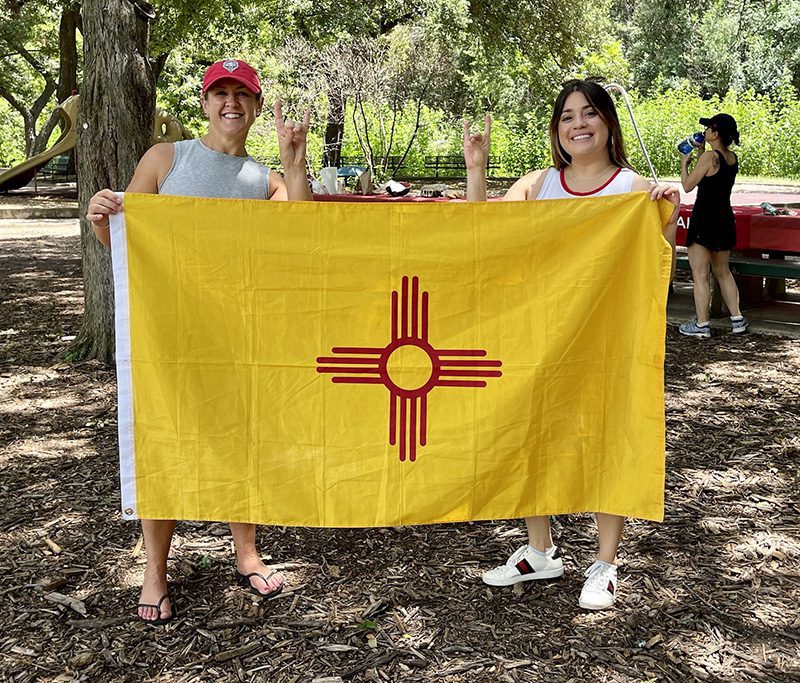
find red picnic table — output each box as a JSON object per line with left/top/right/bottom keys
{"left": 676, "top": 205, "right": 800, "bottom": 252}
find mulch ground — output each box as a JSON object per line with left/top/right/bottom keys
{"left": 0, "top": 225, "right": 798, "bottom": 683}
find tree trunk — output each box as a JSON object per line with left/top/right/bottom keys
{"left": 69, "top": 0, "right": 154, "bottom": 364}
{"left": 18, "top": 81, "right": 56, "bottom": 157}
{"left": 32, "top": 107, "right": 61, "bottom": 155}
{"left": 323, "top": 90, "right": 345, "bottom": 168}
{"left": 58, "top": 5, "right": 81, "bottom": 102}
{"left": 151, "top": 51, "right": 169, "bottom": 85}
{"left": 30, "top": 4, "right": 81, "bottom": 155}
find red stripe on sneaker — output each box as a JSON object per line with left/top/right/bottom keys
{"left": 607, "top": 581, "right": 615, "bottom": 595}
{"left": 515, "top": 559, "right": 534, "bottom": 575}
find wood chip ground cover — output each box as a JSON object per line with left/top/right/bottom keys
{"left": 0, "top": 227, "right": 798, "bottom": 682}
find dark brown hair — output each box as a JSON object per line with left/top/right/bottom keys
{"left": 549, "top": 80, "right": 632, "bottom": 171}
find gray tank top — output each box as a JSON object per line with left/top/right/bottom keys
{"left": 159, "top": 139, "right": 271, "bottom": 199}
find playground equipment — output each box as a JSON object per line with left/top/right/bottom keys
{"left": 0, "top": 95, "right": 193, "bottom": 193}
{"left": 0, "top": 94, "right": 78, "bottom": 192}
{"left": 152, "top": 108, "right": 193, "bottom": 145}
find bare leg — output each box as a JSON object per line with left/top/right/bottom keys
{"left": 688, "top": 244, "right": 712, "bottom": 324}
{"left": 524, "top": 516, "right": 553, "bottom": 552}
{"left": 710, "top": 251, "right": 742, "bottom": 317}
{"left": 229, "top": 522, "right": 284, "bottom": 595}
{"left": 596, "top": 513, "right": 624, "bottom": 564}
{"left": 138, "top": 519, "right": 176, "bottom": 621}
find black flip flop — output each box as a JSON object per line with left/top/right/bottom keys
{"left": 235, "top": 569, "right": 284, "bottom": 600}
{"left": 136, "top": 593, "right": 174, "bottom": 626}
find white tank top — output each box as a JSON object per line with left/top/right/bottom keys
{"left": 536, "top": 166, "right": 636, "bottom": 199}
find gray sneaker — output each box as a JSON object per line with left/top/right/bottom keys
{"left": 679, "top": 319, "right": 711, "bottom": 338}
{"left": 731, "top": 317, "right": 749, "bottom": 334}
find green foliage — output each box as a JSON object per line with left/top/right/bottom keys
{"left": 0, "top": 0, "right": 63, "bottom": 154}
{"left": 623, "top": 0, "right": 800, "bottom": 98}
{"left": 578, "top": 40, "right": 631, "bottom": 86}
{"left": 192, "top": 553, "right": 213, "bottom": 571}
{"left": 0, "top": 99, "right": 25, "bottom": 165}
{"left": 4, "top": 0, "right": 798, "bottom": 184}
{"left": 626, "top": 0, "right": 694, "bottom": 94}
{"left": 621, "top": 87, "right": 800, "bottom": 179}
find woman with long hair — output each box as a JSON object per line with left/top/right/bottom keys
{"left": 464, "top": 78, "right": 680, "bottom": 610}
{"left": 678, "top": 113, "right": 747, "bottom": 337}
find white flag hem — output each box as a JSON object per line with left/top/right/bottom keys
{"left": 110, "top": 192, "right": 137, "bottom": 520}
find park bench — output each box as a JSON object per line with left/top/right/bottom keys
{"left": 40, "top": 152, "right": 74, "bottom": 182}
{"left": 675, "top": 253, "right": 800, "bottom": 279}
{"left": 423, "top": 155, "right": 500, "bottom": 178}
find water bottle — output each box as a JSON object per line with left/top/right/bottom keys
{"left": 677, "top": 132, "right": 705, "bottom": 155}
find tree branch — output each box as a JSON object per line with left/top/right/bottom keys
{"left": 0, "top": 82, "right": 27, "bottom": 117}
{"left": 12, "top": 41, "right": 57, "bottom": 90}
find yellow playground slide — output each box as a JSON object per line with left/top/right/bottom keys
{"left": 0, "top": 95, "right": 192, "bottom": 192}
{"left": 0, "top": 95, "right": 78, "bottom": 192}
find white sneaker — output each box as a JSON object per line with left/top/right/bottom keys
{"left": 482, "top": 544, "right": 564, "bottom": 586}
{"left": 578, "top": 560, "right": 617, "bottom": 610}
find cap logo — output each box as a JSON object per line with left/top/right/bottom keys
{"left": 222, "top": 60, "right": 239, "bottom": 73}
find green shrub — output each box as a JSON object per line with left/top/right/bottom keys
{"left": 0, "top": 100, "right": 25, "bottom": 167}
{"left": 620, "top": 87, "right": 800, "bottom": 179}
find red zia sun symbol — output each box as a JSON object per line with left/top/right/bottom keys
{"left": 316, "top": 276, "right": 502, "bottom": 462}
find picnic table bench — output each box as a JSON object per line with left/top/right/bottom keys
{"left": 39, "top": 152, "right": 74, "bottom": 182}
{"left": 423, "top": 155, "right": 500, "bottom": 178}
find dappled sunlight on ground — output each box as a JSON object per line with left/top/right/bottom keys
{"left": 0, "top": 227, "right": 798, "bottom": 680}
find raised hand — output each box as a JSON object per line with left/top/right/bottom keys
{"left": 463, "top": 115, "right": 491, "bottom": 171}
{"left": 275, "top": 101, "right": 310, "bottom": 172}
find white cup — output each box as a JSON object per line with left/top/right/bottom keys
{"left": 321, "top": 167, "right": 338, "bottom": 194}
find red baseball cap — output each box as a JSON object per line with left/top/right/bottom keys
{"left": 202, "top": 59, "right": 261, "bottom": 96}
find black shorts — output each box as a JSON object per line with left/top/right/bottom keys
{"left": 686, "top": 212, "right": 736, "bottom": 252}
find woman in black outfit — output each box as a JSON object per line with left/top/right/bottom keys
{"left": 679, "top": 113, "right": 748, "bottom": 337}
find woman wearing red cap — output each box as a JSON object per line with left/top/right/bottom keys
{"left": 678, "top": 113, "right": 747, "bottom": 337}
{"left": 87, "top": 59, "right": 311, "bottom": 625}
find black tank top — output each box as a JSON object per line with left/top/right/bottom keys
{"left": 692, "top": 150, "right": 738, "bottom": 217}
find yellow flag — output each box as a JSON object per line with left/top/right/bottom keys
{"left": 111, "top": 192, "right": 672, "bottom": 526}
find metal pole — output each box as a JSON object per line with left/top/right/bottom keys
{"left": 604, "top": 83, "right": 658, "bottom": 184}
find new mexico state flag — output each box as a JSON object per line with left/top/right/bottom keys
{"left": 110, "top": 192, "right": 673, "bottom": 526}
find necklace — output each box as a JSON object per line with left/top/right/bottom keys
{"left": 568, "top": 167, "right": 616, "bottom": 183}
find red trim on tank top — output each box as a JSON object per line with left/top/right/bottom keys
{"left": 559, "top": 167, "right": 623, "bottom": 196}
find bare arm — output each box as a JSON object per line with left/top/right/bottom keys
{"left": 274, "top": 103, "right": 312, "bottom": 201}
{"left": 503, "top": 170, "right": 547, "bottom": 201}
{"left": 680, "top": 150, "right": 716, "bottom": 192}
{"left": 268, "top": 170, "right": 288, "bottom": 201}
{"left": 464, "top": 115, "right": 491, "bottom": 201}
{"left": 86, "top": 143, "right": 174, "bottom": 248}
